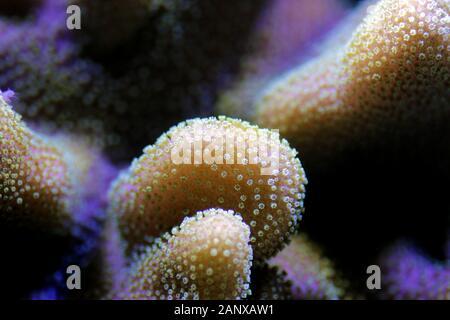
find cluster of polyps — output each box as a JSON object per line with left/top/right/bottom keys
{"left": 107, "top": 117, "right": 308, "bottom": 299}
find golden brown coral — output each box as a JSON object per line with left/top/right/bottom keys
{"left": 117, "top": 209, "right": 253, "bottom": 300}
{"left": 254, "top": 0, "right": 449, "bottom": 166}
{"left": 109, "top": 117, "right": 307, "bottom": 262}
{"left": 216, "top": 0, "right": 346, "bottom": 121}
{"left": 0, "top": 92, "right": 71, "bottom": 231}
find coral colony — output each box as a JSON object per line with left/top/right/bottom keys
{"left": 0, "top": 0, "right": 448, "bottom": 300}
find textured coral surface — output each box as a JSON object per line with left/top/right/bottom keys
{"left": 0, "top": 0, "right": 448, "bottom": 300}
{"left": 109, "top": 117, "right": 307, "bottom": 262}
{"left": 118, "top": 209, "right": 253, "bottom": 300}
{"left": 237, "top": 0, "right": 450, "bottom": 168}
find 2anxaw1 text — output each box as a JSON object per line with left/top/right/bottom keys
{"left": 174, "top": 304, "right": 274, "bottom": 317}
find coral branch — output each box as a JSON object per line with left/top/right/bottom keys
{"left": 117, "top": 209, "right": 253, "bottom": 300}
{"left": 0, "top": 91, "right": 71, "bottom": 231}
{"left": 240, "top": 0, "right": 449, "bottom": 166}
{"left": 109, "top": 117, "right": 307, "bottom": 262}
{"left": 216, "top": 0, "right": 346, "bottom": 121}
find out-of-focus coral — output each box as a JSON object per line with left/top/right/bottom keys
{"left": 219, "top": 0, "right": 450, "bottom": 168}
{"left": 109, "top": 117, "right": 307, "bottom": 262}
{"left": 0, "top": 0, "right": 447, "bottom": 301}
{"left": 67, "top": 0, "right": 148, "bottom": 54}
{"left": 0, "top": 0, "right": 115, "bottom": 147}
{"left": 0, "top": 90, "right": 116, "bottom": 298}
{"left": 0, "top": 0, "right": 265, "bottom": 160}
{"left": 268, "top": 235, "right": 348, "bottom": 300}
{"left": 379, "top": 241, "right": 450, "bottom": 300}
{"left": 116, "top": 209, "right": 253, "bottom": 300}
{"left": 0, "top": 0, "right": 41, "bottom": 17}
{"left": 216, "top": 0, "right": 346, "bottom": 121}
{"left": 0, "top": 91, "right": 71, "bottom": 231}
{"left": 249, "top": 264, "right": 293, "bottom": 300}
{"left": 82, "top": 215, "right": 127, "bottom": 300}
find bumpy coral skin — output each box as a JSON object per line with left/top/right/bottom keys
{"left": 379, "top": 242, "right": 450, "bottom": 300}
{"left": 216, "top": 0, "right": 346, "bottom": 121}
{"left": 0, "top": 91, "right": 71, "bottom": 231}
{"left": 268, "top": 235, "right": 347, "bottom": 300}
{"left": 0, "top": 0, "right": 117, "bottom": 147}
{"left": 253, "top": 0, "right": 449, "bottom": 166}
{"left": 0, "top": 0, "right": 265, "bottom": 160}
{"left": 117, "top": 209, "right": 253, "bottom": 300}
{"left": 0, "top": 90, "right": 117, "bottom": 298}
{"left": 109, "top": 117, "right": 307, "bottom": 262}
{"left": 249, "top": 264, "right": 293, "bottom": 300}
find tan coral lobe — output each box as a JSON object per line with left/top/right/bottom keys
{"left": 216, "top": 0, "right": 346, "bottom": 121}
{"left": 119, "top": 209, "right": 253, "bottom": 300}
{"left": 109, "top": 117, "right": 307, "bottom": 262}
{"left": 0, "top": 94, "right": 71, "bottom": 231}
{"left": 256, "top": 0, "right": 450, "bottom": 164}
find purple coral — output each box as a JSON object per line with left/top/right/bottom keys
{"left": 0, "top": 91, "right": 116, "bottom": 298}
{"left": 0, "top": 0, "right": 266, "bottom": 160}
{"left": 379, "top": 241, "right": 450, "bottom": 300}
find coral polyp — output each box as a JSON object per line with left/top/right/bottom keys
{"left": 117, "top": 209, "right": 253, "bottom": 300}
{"left": 108, "top": 116, "right": 307, "bottom": 262}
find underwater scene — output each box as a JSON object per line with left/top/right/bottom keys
{"left": 0, "top": 0, "right": 448, "bottom": 300}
